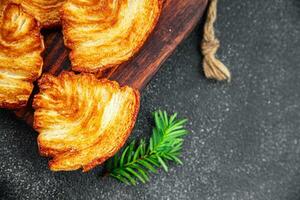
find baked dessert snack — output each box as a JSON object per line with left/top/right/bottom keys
{"left": 0, "top": 3, "right": 44, "bottom": 109}
{"left": 10, "top": 0, "right": 65, "bottom": 28}
{"left": 61, "top": 0, "right": 163, "bottom": 73}
{"left": 33, "top": 71, "right": 140, "bottom": 171}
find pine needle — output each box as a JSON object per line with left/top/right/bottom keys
{"left": 104, "top": 110, "right": 189, "bottom": 185}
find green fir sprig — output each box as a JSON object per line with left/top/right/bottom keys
{"left": 104, "top": 110, "right": 188, "bottom": 185}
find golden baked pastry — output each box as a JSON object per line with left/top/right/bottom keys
{"left": 0, "top": 0, "right": 9, "bottom": 18}
{"left": 33, "top": 71, "right": 140, "bottom": 171}
{"left": 10, "top": 0, "right": 65, "bottom": 28}
{"left": 0, "top": 3, "right": 44, "bottom": 109}
{"left": 61, "top": 0, "right": 163, "bottom": 73}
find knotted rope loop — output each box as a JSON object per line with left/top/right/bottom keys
{"left": 201, "top": 0, "right": 231, "bottom": 81}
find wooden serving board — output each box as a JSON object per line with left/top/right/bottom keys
{"left": 16, "top": 0, "right": 208, "bottom": 125}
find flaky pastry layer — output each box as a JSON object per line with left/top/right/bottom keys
{"left": 33, "top": 71, "right": 140, "bottom": 171}
{"left": 61, "top": 0, "right": 163, "bottom": 73}
{"left": 10, "top": 0, "right": 65, "bottom": 28}
{"left": 0, "top": 3, "right": 44, "bottom": 109}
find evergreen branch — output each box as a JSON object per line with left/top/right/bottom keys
{"left": 104, "top": 110, "right": 188, "bottom": 185}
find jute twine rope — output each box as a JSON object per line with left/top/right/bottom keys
{"left": 201, "top": 0, "right": 231, "bottom": 81}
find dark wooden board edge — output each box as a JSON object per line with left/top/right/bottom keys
{"left": 110, "top": 0, "right": 208, "bottom": 90}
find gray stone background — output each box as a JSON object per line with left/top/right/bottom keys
{"left": 0, "top": 0, "right": 300, "bottom": 199}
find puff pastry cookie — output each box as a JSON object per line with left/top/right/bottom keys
{"left": 0, "top": 3, "right": 44, "bottom": 109}
{"left": 33, "top": 71, "right": 140, "bottom": 171}
{"left": 61, "top": 0, "right": 163, "bottom": 73}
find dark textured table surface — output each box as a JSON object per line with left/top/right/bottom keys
{"left": 1, "top": 0, "right": 300, "bottom": 199}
